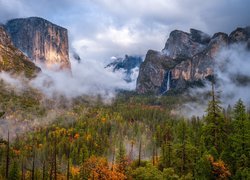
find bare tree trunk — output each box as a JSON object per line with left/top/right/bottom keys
{"left": 21, "top": 158, "right": 25, "bottom": 180}
{"left": 152, "top": 145, "right": 155, "bottom": 165}
{"left": 42, "top": 160, "right": 46, "bottom": 180}
{"left": 67, "top": 144, "right": 70, "bottom": 180}
{"left": 49, "top": 149, "right": 53, "bottom": 180}
{"left": 5, "top": 131, "right": 9, "bottom": 179}
{"left": 31, "top": 147, "right": 35, "bottom": 180}
{"left": 54, "top": 138, "right": 57, "bottom": 180}
{"left": 138, "top": 140, "right": 142, "bottom": 166}
{"left": 167, "top": 142, "right": 171, "bottom": 167}
{"left": 111, "top": 146, "right": 115, "bottom": 171}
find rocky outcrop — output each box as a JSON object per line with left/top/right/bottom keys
{"left": 229, "top": 27, "right": 250, "bottom": 43}
{"left": 0, "top": 25, "right": 40, "bottom": 78}
{"left": 162, "top": 29, "right": 210, "bottom": 59}
{"left": 5, "top": 17, "right": 71, "bottom": 70}
{"left": 136, "top": 27, "right": 249, "bottom": 94}
{"left": 106, "top": 55, "right": 143, "bottom": 82}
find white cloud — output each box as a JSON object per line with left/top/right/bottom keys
{"left": 96, "top": 26, "right": 135, "bottom": 47}
{"left": 216, "top": 44, "right": 250, "bottom": 105}
{"left": 29, "top": 57, "right": 135, "bottom": 99}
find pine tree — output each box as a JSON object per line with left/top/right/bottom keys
{"left": 203, "top": 83, "right": 227, "bottom": 154}
{"left": 231, "top": 99, "right": 250, "bottom": 176}
{"left": 159, "top": 125, "right": 173, "bottom": 170}
{"left": 232, "top": 99, "right": 249, "bottom": 155}
{"left": 9, "top": 161, "right": 20, "bottom": 180}
{"left": 116, "top": 142, "right": 127, "bottom": 174}
{"left": 5, "top": 131, "right": 10, "bottom": 179}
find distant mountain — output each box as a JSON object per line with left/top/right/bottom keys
{"left": 136, "top": 27, "right": 250, "bottom": 94}
{"left": 5, "top": 17, "right": 71, "bottom": 70}
{"left": 0, "top": 25, "right": 40, "bottom": 78}
{"left": 106, "top": 55, "right": 143, "bottom": 82}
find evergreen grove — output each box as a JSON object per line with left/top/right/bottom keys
{"left": 0, "top": 87, "right": 249, "bottom": 179}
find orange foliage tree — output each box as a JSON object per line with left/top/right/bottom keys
{"left": 208, "top": 155, "right": 231, "bottom": 179}
{"left": 81, "top": 156, "right": 126, "bottom": 180}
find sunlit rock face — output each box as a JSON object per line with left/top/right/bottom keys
{"left": 136, "top": 27, "right": 249, "bottom": 94}
{"left": 5, "top": 17, "right": 71, "bottom": 70}
{"left": 0, "top": 25, "right": 40, "bottom": 78}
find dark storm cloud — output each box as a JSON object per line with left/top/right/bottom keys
{"left": 1, "top": 0, "right": 250, "bottom": 65}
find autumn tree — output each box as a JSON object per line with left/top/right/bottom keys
{"left": 208, "top": 155, "right": 231, "bottom": 179}
{"left": 80, "top": 156, "right": 126, "bottom": 180}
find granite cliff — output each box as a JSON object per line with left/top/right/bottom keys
{"left": 0, "top": 25, "right": 40, "bottom": 78}
{"left": 5, "top": 17, "right": 71, "bottom": 70}
{"left": 136, "top": 27, "right": 250, "bottom": 94}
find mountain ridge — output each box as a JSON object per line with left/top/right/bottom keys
{"left": 136, "top": 27, "right": 250, "bottom": 94}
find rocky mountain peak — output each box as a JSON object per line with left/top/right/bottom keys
{"left": 207, "top": 32, "right": 229, "bottom": 57}
{"left": 106, "top": 55, "right": 143, "bottom": 82}
{"left": 162, "top": 29, "right": 210, "bottom": 59}
{"left": 190, "top": 28, "right": 211, "bottom": 44}
{"left": 229, "top": 26, "right": 250, "bottom": 43}
{"left": 136, "top": 27, "right": 249, "bottom": 94}
{"left": 5, "top": 17, "right": 71, "bottom": 70}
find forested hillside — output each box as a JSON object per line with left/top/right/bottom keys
{"left": 0, "top": 84, "right": 249, "bottom": 179}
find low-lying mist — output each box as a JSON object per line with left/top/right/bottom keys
{"left": 1, "top": 56, "right": 138, "bottom": 100}
{"left": 182, "top": 43, "right": 250, "bottom": 117}
{"left": 32, "top": 57, "right": 138, "bottom": 99}
{"left": 0, "top": 55, "right": 139, "bottom": 139}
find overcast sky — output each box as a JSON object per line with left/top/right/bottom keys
{"left": 0, "top": 0, "right": 250, "bottom": 61}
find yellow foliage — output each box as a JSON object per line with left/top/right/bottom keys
{"left": 101, "top": 117, "right": 107, "bottom": 123}
{"left": 70, "top": 166, "right": 80, "bottom": 177}
{"left": 24, "top": 145, "right": 32, "bottom": 151}
{"left": 38, "top": 144, "right": 43, "bottom": 148}
{"left": 85, "top": 134, "right": 92, "bottom": 141}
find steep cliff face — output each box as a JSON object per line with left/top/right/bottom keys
{"left": 136, "top": 27, "right": 248, "bottom": 94}
{"left": 0, "top": 25, "right": 40, "bottom": 78}
{"left": 136, "top": 50, "right": 183, "bottom": 93}
{"left": 5, "top": 17, "right": 71, "bottom": 70}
